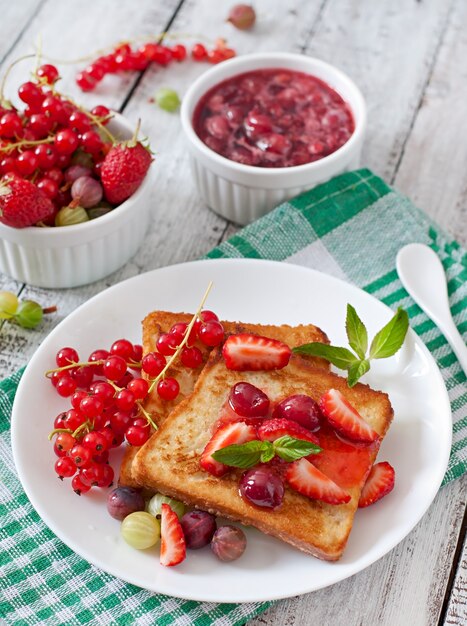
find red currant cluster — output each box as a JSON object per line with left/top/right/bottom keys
{"left": 0, "top": 63, "right": 112, "bottom": 215}
{"left": 75, "top": 39, "right": 236, "bottom": 92}
{"left": 48, "top": 308, "right": 224, "bottom": 495}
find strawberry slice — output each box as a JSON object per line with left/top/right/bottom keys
{"left": 358, "top": 461, "right": 395, "bottom": 508}
{"left": 320, "top": 389, "right": 379, "bottom": 444}
{"left": 222, "top": 333, "right": 291, "bottom": 371}
{"left": 200, "top": 421, "right": 257, "bottom": 476}
{"left": 160, "top": 503, "right": 186, "bottom": 567}
{"left": 258, "top": 418, "right": 319, "bottom": 446}
{"left": 286, "top": 458, "right": 351, "bottom": 504}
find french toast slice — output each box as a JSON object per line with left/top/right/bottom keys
{"left": 118, "top": 312, "right": 330, "bottom": 487}
{"left": 132, "top": 348, "right": 393, "bottom": 560}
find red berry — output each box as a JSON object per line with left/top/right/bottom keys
{"left": 55, "top": 153, "right": 71, "bottom": 169}
{"left": 37, "top": 64, "right": 59, "bottom": 85}
{"left": 157, "top": 377, "right": 179, "bottom": 401}
{"left": 80, "top": 462, "right": 105, "bottom": 487}
{"left": 88, "top": 349, "right": 109, "bottom": 375}
{"left": 0, "top": 156, "right": 17, "bottom": 176}
{"left": 132, "top": 344, "right": 143, "bottom": 363}
{"left": 141, "top": 351, "right": 166, "bottom": 376}
{"left": 56, "top": 347, "right": 79, "bottom": 367}
{"left": 103, "top": 355, "right": 127, "bottom": 381}
{"left": 91, "top": 105, "right": 111, "bottom": 121}
{"left": 37, "top": 178, "right": 59, "bottom": 199}
{"left": 116, "top": 389, "right": 136, "bottom": 412}
{"left": 16, "top": 150, "right": 39, "bottom": 177}
{"left": 68, "top": 111, "right": 91, "bottom": 134}
{"left": 200, "top": 310, "right": 219, "bottom": 323}
{"left": 41, "top": 96, "right": 67, "bottom": 124}
{"left": 55, "top": 129, "right": 79, "bottom": 155}
{"left": 110, "top": 338, "right": 134, "bottom": 361}
{"left": 86, "top": 64, "right": 105, "bottom": 81}
{"left": 171, "top": 44, "right": 187, "bottom": 61}
{"left": 110, "top": 411, "right": 132, "bottom": 434}
{"left": 64, "top": 408, "right": 85, "bottom": 431}
{"left": 99, "top": 463, "right": 114, "bottom": 487}
{"left": 0, "top": 112, "right": 22, "bottom": 138}
{"left": 44, "top": 167, "right": 63, "bottom": 185}
{"left": 180, "top": 346, "right": 203, "bottom": 368}
{"left": 34, "top": 144, "right": 57, "bottom": 169}
{"left": 80, "top": 396, "right": 104, "bottom": 419}
{"left": 82, "top": 431, "right": 108, "bottom": 453}
{"left": 127, "top": 377, "right": 149, "bottom": 399}
{"left": 198, "top": 320, "right": 224, "bottom": 346}
{"left": 76, "top": 71, "right": 97, "bottom": 91}
{"left": 27, "top": 113, "right": 52, "bottom": 139}
{"left": 71, "top": 390, "right": 88, "bottom": 410}
{"left": 125, "top": 425, "right": 150, "bottom": 446}
{"left": 53, "top": 411, "right": 67, "bottom": 428}
{"left": 80, "top": 130, "right": 103, "bottom": 155}
{"left": 90, "top": 380, "right": 115, "bottom": 405}
{"left": 55, "top": 432, "right": 76, "bottom": 453}
{"left": 18, "top": 82, "right": 44, "bottom": 107}
{"left": 72, "top": 473, "right": 91, "bottom": 495}
{"left": 116, "top": 371, "right": 134, "bottom": 388}
{"left": 192, "top": 43, "right": 208, "bottom": 61}
{"left": 71, "top": 365, "right": 94, "bottom": 389}
{"left": 70, "top": 444, "right": 92, "bottom": 468}
{"left": 55, "top": 375, "right": 77, "bottom": 397}
{"left": 156, "top": 332, "right": 179, "bottom": 356}
{"left": 55, "top": 456, "right": 76, "bottom": 479}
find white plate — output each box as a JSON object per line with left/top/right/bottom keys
{"left": 11, "top": 259, "right": 452, "bottom": 603}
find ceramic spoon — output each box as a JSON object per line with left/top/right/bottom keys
{"left": 396, "top": 243, "right": 467, "bottom": 375}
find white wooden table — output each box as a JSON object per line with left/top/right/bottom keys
{"left": 1, "top": 1, "right": 466, "bottom": 624}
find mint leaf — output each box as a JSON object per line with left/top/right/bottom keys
{"left": 273, "top": 435, "right": 321, "bottom": 462}
{"left": 346, "top": 304, "right": 368, "bottom": 359}
{"left": 347, "top": 359, "right": 370, "bottom": 387}
{"left": 369, "top": 308, "right": 409, "bottom": 359}
{"left": 212, "top": 440, "right": 267, "bottom": 468}
{"left": 293, "top": 343, "right": 358, "bottom": 370}
{"left": 260, "top": 442, "right": 275, "bottom": 463}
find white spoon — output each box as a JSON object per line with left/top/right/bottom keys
{"left": 396, "top": 243, "right": 467, "bottom": 375}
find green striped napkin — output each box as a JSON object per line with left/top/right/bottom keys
{"left": 1, "top": 168, "right": 465, "bottom": 625}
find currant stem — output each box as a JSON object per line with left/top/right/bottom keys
{"left": 137, "top": 402, "right": 158, "bottom": 431}
{"left": 0, "top": 53, "right": 36, "bottom": 106}
{"left": 0, "top": 136, "right": 55, "bottom": 155}
{"left": 45, "top": 359, "right": 104, "bottom": 377}
{"left": 72, "top": 421, "right": 91, "bottom": 438}
{"left": 48, "top": 427, "right": 73, "bottom": 441}
{"left": 147, "top": 280, "right": 213, "bottom": 394}
{"left": 42, "top": 305, "right": 57, "bottom": 315}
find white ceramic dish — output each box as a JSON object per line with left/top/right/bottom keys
{"left": 11, "top": 259, "right": 451, "bottom": 603}
{"left": 0, "top": 114, "right": 155, "bottom": 289}
{"left": 181, "top": 53, "right": 366, "bottom": 225}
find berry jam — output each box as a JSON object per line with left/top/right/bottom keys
{"left": 193, "top": 68, "right": 355, "bottom": 168}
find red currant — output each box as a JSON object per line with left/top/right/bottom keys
{"left": 72, "top": 473, "right": 91, "bottom": 495}
{"left": 54, "top": 456, "right": 76, "bottom": 479}
{"left": 110, "top": 411, "right": 132, "bottom": 434}
{"left": 85, "top": 64, "right": 105, "bottom": 81}
{"left": 70, "top": 444, "right": 92, "bottom": 468}
{"left": 125, "top": 425, "right": 150, "bottom": 446}
{"left": 37, "top": 64, "right": 59, "bottom": 85}
{"left": 18, "top": 82, "right": 44, "bottom": 107}
{"left": 116, "top": 371, "right": 134, "bottom": 388}
{"left": 53, "top": 411, "right": 67, "bottom": 428}
{"left": 64, "top": 408, "right": 85, "bottom": 431}
{"left": 76, "top": 71, "right": 96, "bottom": 91}
{"left": 103, "top": 355, "right": 127, "bottom": 381}
{"left": 80, "top": 396, "right": 104, "bottom": 419}
{"left": 80, "top": 130, "right": 103, "bottom": 155}
{"left": 71, "top": 390, "right": 88, "bottom": 410}
{"left": 55, "top": 375, "right": 77, "bottom": 397}
{"left": 56, "top": 347, "right": 79, "bottom": 367}
{"left": 53, "top": 442, "right": 66, "bottom": 457}
{"left": 80, "top": 462, "right": 105, "bottom": 487}
{"left": 200, "top": 310, "right": 219, "bottom": 322}
{"left": 198, "top": 320, "right": 225, "bottom": 346}
{"left": 99, "top": 463, "right": 114, "bottom": 487}
{"left": 15, "top": 150, "right": 39, "bottom": 177}
{"left": 54, "top": 129, "right": 79, "bottom": 155}
{"left": 172, "top": 44, "right": 187, "bottom": 61}
{"left": 157, "top": 377, "right": 179, "bottom": 401}
{"left": 34, "top": 144, "right": 57, "bottom": 169}
{"left": 116, "top": 389, "right": 136, "bottom": 412}
{"left": 90, "top": 381, "right": 115, "bottom": 405}
{"left": 0, "top": 156, "right": 17, "bottom": 176}
{"left": 44, "top": 167, "right": 63, "bottom": 185}
{"left": 0, "top": 112, "right": 22, "bottom": 138}
{"left": 110, "top": 338, "right": 134, "bottom": 361}
{"left": 55, "top": 431, "right": 76, "bottom": 453}
{"left": 127, "top": 378, "right": 148, "bottom": 400}
{"left": 141, "top": 352, "right": 166, "bottom": 376}
{"left": 55, "top": 153, "right": 71, "bottom": 169}
{"left": 71, "top": 365, "right": 94, "bottom": 389}
{"left": 91, "top": 105, "right": 110, "bottom": 121}
{"left": 88, "top": 349, "right": 109, "bottom": 375}
{"left": 68, "top": 111, "right": 91, "bottom": 134}
{"left": 156, "top": 332, "right": 179, "bottom": 356}
{"left": 41, "top": 96, "right": 67, "bottom": 124}
{"left": 192, "top": 43, "right": 208, "bottom": 61}
{"left": 132, "top": 343, "right": 143, "bottom": 363}
{"left": 82, "top": 431, "right": 108, "bottom": 453}
{"left": 37, "top": 178, "right": 59, "bottom": 200}
{"left": 180, "top": 346, "right": 203, "bottom": 368}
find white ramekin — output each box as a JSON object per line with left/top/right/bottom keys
{"left": 0, "top": 114, "right": 155, "bottom": 289}
{"left": 181, "top": 52, "right": 366, "bottom": 225}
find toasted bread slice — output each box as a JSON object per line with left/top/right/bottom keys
{"left": 118, "top": 312, "right": 330, "bottom": 487}
{"left": 132, "top": 348, "right": 393, "bottom": 560}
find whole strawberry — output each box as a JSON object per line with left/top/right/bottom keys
{"left": 0, "top": 176, "right": 55, "bottom": 228}
{"left": 100, "top": 133, "right": 152, "bottom": 204}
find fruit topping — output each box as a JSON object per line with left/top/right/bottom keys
{"left": 272, "top": 394, "right": 321, "bottom": 431}
{"left": 228, "top": 382, "right": 270, "bottom": 418}
{"left": 320, "top": 389, "right": 380, "bottom": 444}
{"left": 200, "top": 421, "right": 257, "bottom": 476}
{"left": 358, "top": 461, "right": 395, "bottom": 508}
{"left": 211, "top": 525, "right": 247, "bottom": 561}
{"left": 107, "top": 486, "right": 145, "bottom": 520}
{"left": 160, "top": 503, "right": 186, "bottom": 566}
{"left": 147, "top": 493, "right": 186, "bottom": 519}
{"left": 222, "top": 333, "right": 292, "bottom": 371}
{"left": 285, "top": 458, "right": 351, "bottom": 504}
{"left": 0, "top": 175, "right": 55, "bottom": 228}
{"left": 180, "top": 510, "right": 217, "bottom": 549}
{"left": 258, "top": 418, "right": 319, "bottom": 445}
{"left": 121, "top": 511, "right": 161, "bottom": 550}
{"left": 227, "top": 4, "right": 256, "bottom": 30}
{"left": 239, "top": 465, "right": 284, "bottom": 509}
{"left": 100, "top": 138, "right": 152, "bottom": 204}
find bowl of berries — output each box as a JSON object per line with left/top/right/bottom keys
{"left": 0, "top": 63, "right": 154, "bottom": 289}
{"left": 181, "top": 52, "right": 366, "bottom": 225}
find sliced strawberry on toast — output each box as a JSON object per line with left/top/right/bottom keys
{"left": 200, "top": 421, "right": 257, "bottom": 477}
{"left": 160, "top": 503, "right": 186, "bottom": 567}
{"left": 258, "top": 418, "right": 319, "bottom": 446}
{"left": 222, "top": 333, "right": 291, "bottom": 371}
{"left": 285, "top": 457, "right": 351, "bottom": 504}
{"left": 320, "top": 388, "right": 380, "bottom": 444}
{"left": 358, "top": 461, "right": 395, "bottom": 508}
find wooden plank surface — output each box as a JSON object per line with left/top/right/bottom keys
{"left": 0, "top": 0, "right": 466, "bottom": 625}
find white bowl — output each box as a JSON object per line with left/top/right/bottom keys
{"left": 0, "top": 114, "right": 155, "bottom": 289}
{"left": 181, "top": 52, "right": 366, "bottom": 225}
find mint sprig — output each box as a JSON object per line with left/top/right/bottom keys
{"left": 293, "top": 305, "right": 409, "bottom": 387}
{"left": 212, "top": 436, "right": 322, "bottom": 469}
